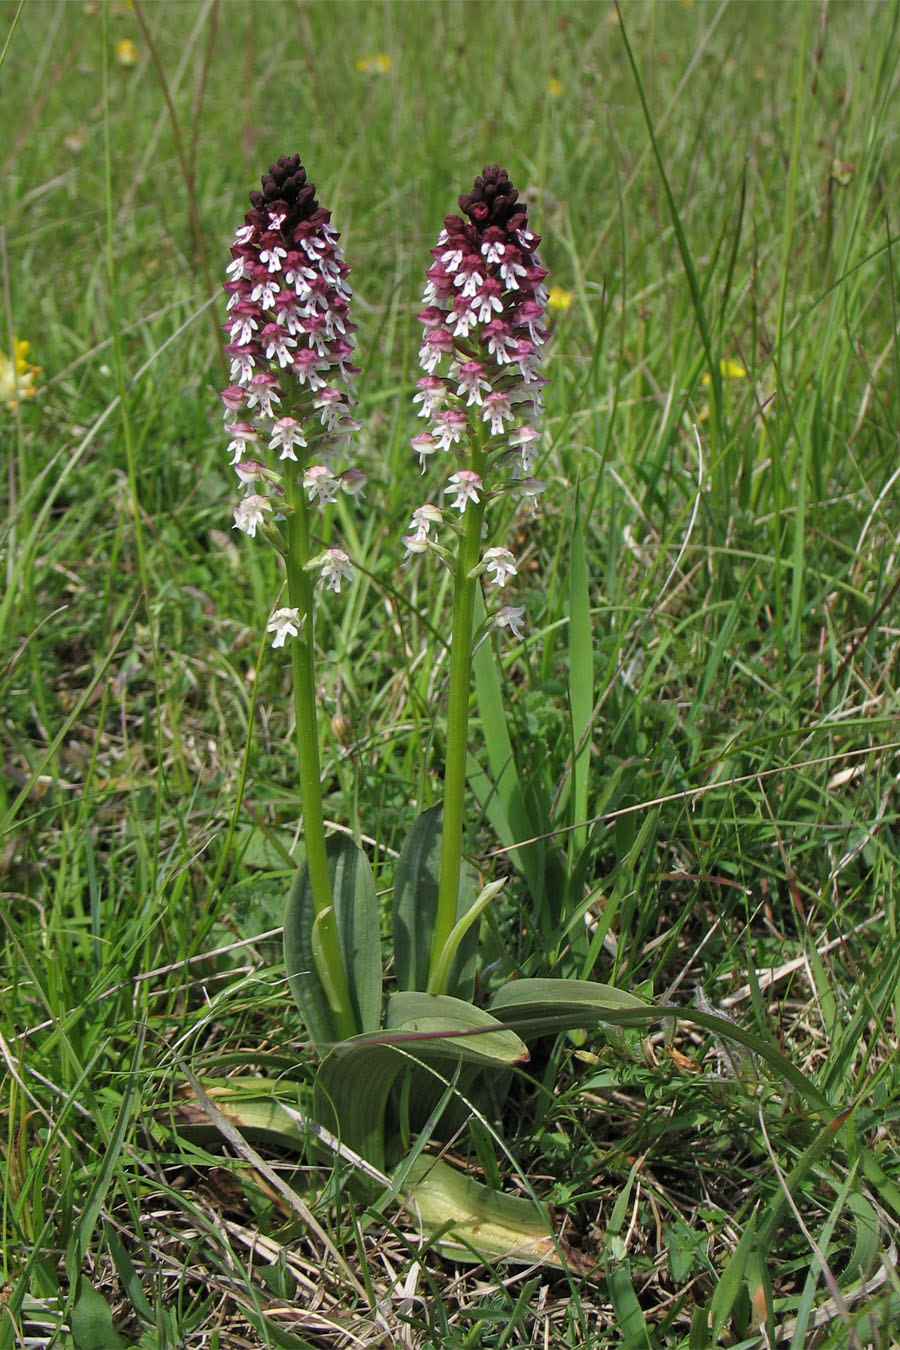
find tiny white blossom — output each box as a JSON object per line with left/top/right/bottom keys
{"left": 495, "top": 604, "right": 526, "bottom": 640}
{"left": 402, "top": 533, "right": 430, "bottom": 558}
{"left": 267, "top": 606, "right": 302, "bottom": 648}
{"left": 250, "top": 275, "right": 279, "bottom": 309}
{"left": 233, "top": 493, "right": 272, "bottom": 538}
{"left": 483, "top": 547, "right": 517, "bottom": 587}
{"left": 303, "top": 465, "right": 340, "bottom": 506}
{"left": 444, "top": 470, "right": 482, "bottom": 513}
{"left": 408, "top": 503, "right": 443, "bottom": 539}
{"left": 269, "top": 417, "right": 307, "bottom": 461}
{"left": 318, "top": 548, "right": 353, "bottom": 593}
{"left": 259, "top": 242, "right": 287, "bottom": 273}
{"left": 411, "top": 432, "right": 438, "bottom": 471}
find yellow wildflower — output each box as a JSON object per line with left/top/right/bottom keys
{"left": 355, "top": 52, "right": 391, "bottom": 75}
{"left": 0, "top": 340, "right": 40, "bottom": 411}
{"left": 701, "top": 357, "right": 746, "bottom": 385}
{"left": 115, "top": 38, "right": 138, "bottom": 66}
{"left": 547, "top": 285, "right": 573, "bottom": 312}
{"left": 548, "top": 76, "right": 563, "bottom": 97}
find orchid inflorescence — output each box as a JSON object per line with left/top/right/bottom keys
{"left": 222, "top": 159, "right": 548, "bottom": 650}
{"left": 220, "top": 154, "right": 363, "bottom": 640}
{"left": 404, "top": 165, "right": 549, "bottom": 639}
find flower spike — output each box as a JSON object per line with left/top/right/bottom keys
{"left": 407, "top": 164, "right": 549, "bottom": 635}
{"left": 221, "top": 154, "right": 360, "bottom": 644}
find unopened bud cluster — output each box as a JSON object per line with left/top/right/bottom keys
{"left": 220, "top": 155, "right": 364, "bottom": 638}
{"left": 404, "top": 166, "right": 548, "bottom": 638}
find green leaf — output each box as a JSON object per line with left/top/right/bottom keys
{"left": 607, "top": 1268, "right": 651, "bottom": 1347}
{"left": 285, "top": 835, "right": 381, "bottom": 1045}
{"left": 470, "top": 589, "right": 544, "bottom": 901}
{"left": 568, "top": 488, "right": 593, "bottom": 860}
{"left": 427, "top": 879, "right": 504, "bottom": 997}
{"left": 71, "top": 1285, "right": 128, "bottom": 1349}
{"left": 491, "top": 980, "right": 838, "bottom": 1125}
{"left": 390, "top": 1154, "right": 582, "bottom": 1269}
{"left": 490, "top": 976, "right": 648, "bottom": 1031}
{"left": 313, "top": 995, "right": 529, "bottom": 1171}
{"left": 386, "top": 992, "right": 530, "bottom": 1068}
{"left": 709, "top": 1210, "right": 757, "bottom": 1341}
{"left": 392, "top": 805, "right": 479, "bottom": 999}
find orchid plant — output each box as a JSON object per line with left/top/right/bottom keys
{"left": 202, "top": 155, "right": 839, "bottom": 1275}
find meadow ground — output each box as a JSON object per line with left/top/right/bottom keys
{"left": 2, "top": 1, "right": 900, "bottom": 1345}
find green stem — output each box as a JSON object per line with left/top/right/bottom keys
{"left": 429, "top": 447, "right": 486, "bottom": 991}
{"left": 283, "top": 474, "right": 357, "bottom": 1040}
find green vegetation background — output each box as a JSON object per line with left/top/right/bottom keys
{"left": 2, "top": 1, "right": 900, "bottom": 1345}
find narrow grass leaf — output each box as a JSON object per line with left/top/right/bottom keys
{"left": 607, "top": 1268, "right": 652, "bottom": 1347}
{"left": 568, "top": 487, "right": 593, "bottom": 859}
{"left": 709, "top": 1210, "right": 757, "bottom": 1342}
{"left": 65, "top": 1025, "right": 144, "bottom": 1290}
{"left": 471, "top": 589, "right": 543, "bottom": 900}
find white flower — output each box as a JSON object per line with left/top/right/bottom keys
{"left": 519, "top": 477, "right": 547, "bottom": 510}
{"left": 411, "top": 432, "right": 438, "bottom": 471}
{"left": 402, "top": 533, "right": 430, "bottom": 558}
{"left": 408, "top": 503, "right": 443, "bottom": 540}
{"left": 250, "top": 275, "right": 279, "bottom": 309}
{"left": 234, "top": 459, "right": 266, "bottom": 487}
{"left": 482, "top": 391, "right": 513, "bottom": 437}
{"left": 259, "top": 242, "right": 287, "bottom": 274}
{"left": 233, "top": 493, "right": 272, "bottom": 538}
{"left": 303, "top": 464, "right": 340, "bottom": 505}
{"left": 456, "top": 360, "right": 490, "bottom": 408}
{"left": 495, "top": 604, "right": 526, "bottom": 640}
{"left": 269, "top": 417, "right": 307, "bottom": 461}
{"left": 267, "top": 606, "right": 302, "bottom": 648}
{"left": 483, "top": 547, "right": 517, "bottom": 587}
{"left": 432, "top": 410, "right": 467, "bottom": 452}
{"left": 226, "top": 422, "right": 259, "bottom": 465}
{"left": 444, "top": 470, "right": 483, "bottom": 513}
{"left": 318, "top": 548, "right": 353, "bottom": 593}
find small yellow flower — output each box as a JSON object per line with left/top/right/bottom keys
{"left": 548, "top": 285, "right": 573, "bottom": 312}
{"left": 0, "top": 339, "right": 40, "bottom": 411}
{"left": 115, "top": 37, "right": 138, "bottom": 66}
{"left": 701, "top": 357, "right": 747, "bottom": 385}
{"left": 355, "top": 52, "right": 391, "bottom": 75}
{"left": 548, "top": 76, "right": 563, "bottom": 97}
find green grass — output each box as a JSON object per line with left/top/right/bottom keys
{"left": 3, "top": 0, "right": 900, "bottom": 1345}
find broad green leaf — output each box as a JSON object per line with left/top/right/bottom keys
{"left": 392, "top": 1155, "right": 589, "bottom": 1270}
{"left": 314, "top": 997, "right": 528, "bottom": 1170}
{"left": 607, "top": 1268, "right": 651, "bottom": 1346}
{"left": 386, "top": 992, "right": 529, "bottom": 1068}
{"left": 285, "top": 835, "right": 381, "bottom": 1045}
{"left": 391, "top": 805, "right": 479, "bottom": 999}
{"left": 490, "top": 980, "right": 836, "bottom": 1119}
{"left": 71, "top": 1285, "right": 128, "bottom": 1349}
{"left": 490, "top": 976, "right": 648, "bottom": 1030}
